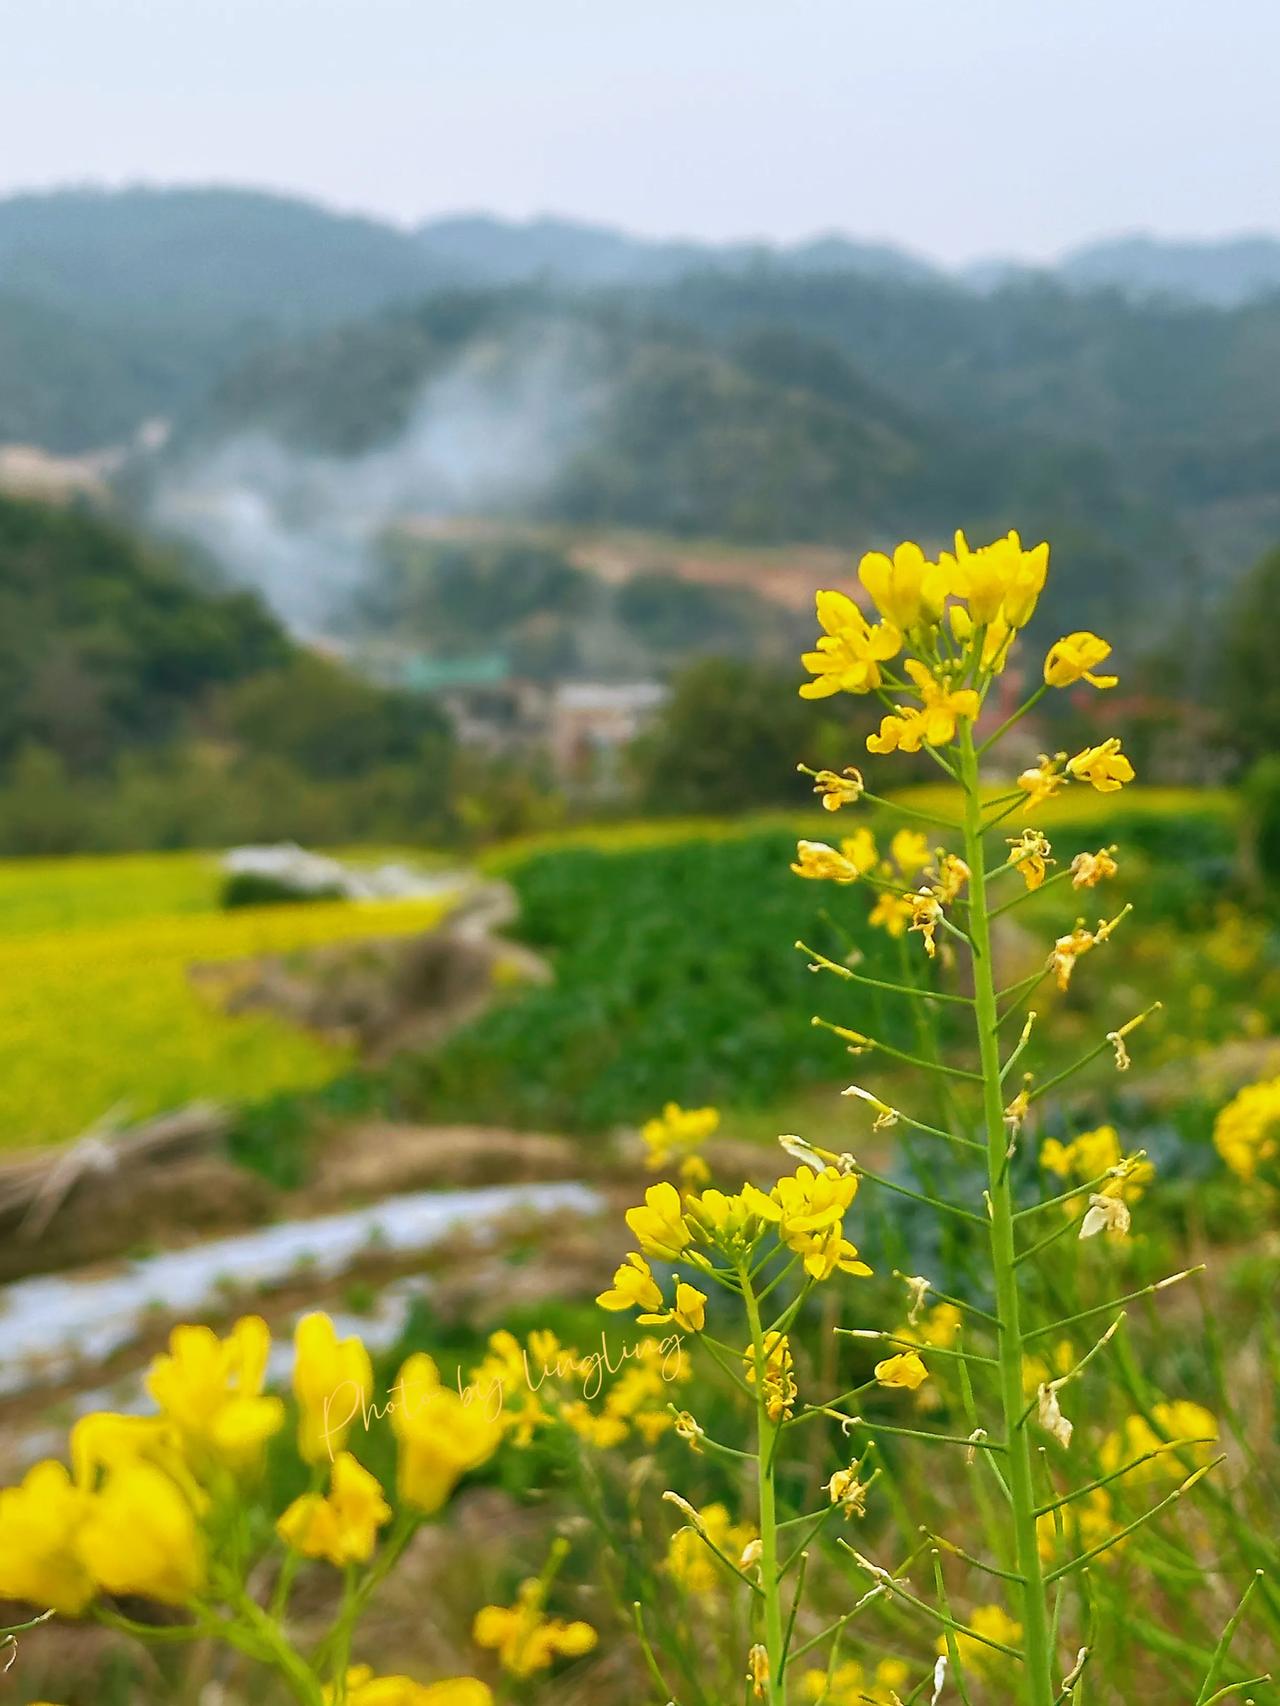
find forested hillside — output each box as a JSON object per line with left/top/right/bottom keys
{"left": 0, "top": 495, "right": 454, "bottom": 850}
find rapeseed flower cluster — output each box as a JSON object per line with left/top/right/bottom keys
{"left": 1213, "top": 1073, "right": 1280, "bottom": 1181}
{"left": 0, "top": 1310, "right": 521, "bottom": 1703}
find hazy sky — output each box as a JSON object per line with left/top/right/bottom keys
{"left": 2, "top": 0, "right": 1277, "bottom": 264}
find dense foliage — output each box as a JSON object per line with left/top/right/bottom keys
{"left": 410, "top": 830, "right": 942, "bottom": 1132}
{"left": 0, "top": 495, "right": 455, "bottom": 851}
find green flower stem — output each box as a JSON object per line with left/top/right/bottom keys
{"left": 990, "top": 866, "right": 1075, "bottom": 919}
{"left": 978, "top": 682, "right": 1049, "bottom": 755}
{"left": 1194, "top": 1569, "right": 1265, "bottom": 1705}
{"left": 795, "top": 939, "right": 974, "bottom": 1004}
{"left": 850, "top": 1161, "right": 989, "bottom": 1225}
{"left": 811, "top": 1015, "right": 984, "bottom": 1082}
{"left": 959, "top": 716, "right": 1057, "bottom": 1706}
{"left": 1033, "top": 1439, "right": 1219, "bottom": 1518}
{"left": 864, "top": 789, "right": 963, "bottom": 830}
{"left": 838, "top": 1328, "right": 998, "bottom": 1366}
{"left": 1022, "top": 1266, "right": 1203, "bottom": 1342}
{"left": 931, "top": 1548, "right": 978, "bottom": 1706}
{"left": 741, "top": 1262, "right": 786, "bottom": 1705}
{"left": 1042, "top": 1456, "right": 1224, "bottom": 1583}
{"left": 838, "top": 1539, "right": 1025, "bottom": 1660}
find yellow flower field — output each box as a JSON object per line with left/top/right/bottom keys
{"left": 0, "top": 861, "right": 452, "bottom": 1149}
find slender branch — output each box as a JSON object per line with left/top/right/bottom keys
{"left": 1034, "top": 1438, "right": 1220, "bottom": 1517}
{"left": 1023, "top": 1267, "right": 1204, "bottom": 1342}
{"left": 797, "top": 938, "right": 973, "bottom": 1004}
{"left": 838, "top": 1542, "right": 1025, "bottom": 1659}
{"left": 979, "top": 683, "right": 1049, "bottom": 755}
{"left": 850, "top": 1160, "right": 989, "bottom": 1225}
{"left": 1043, "top": 1458, "right": 1225, "bottom": 1583}
{"left": 932, "top": 1532, "right": 1028, "bottom": 1585}
{"left": 840, "top": 1328, "right": 998, "bottom": 1367}
{"left": 812, "top": 1014, "right": 984, "bottom": 1081}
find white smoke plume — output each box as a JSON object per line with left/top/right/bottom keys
{"left": 149, "top": 324, "right": 604, "bottom": 631}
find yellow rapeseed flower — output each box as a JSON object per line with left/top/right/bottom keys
{"left": 791, "top": 839, "right": 869, "bottom": 883}
{"left": 1039, "top": 1125, "right": 1153, "bottom": 1207}
{"left": 146, "top": 1315, "right": 285, "bottom": 1474}
{"left": 641, "top": 1101, "right": 720, "bottom": 1170}
{"left": 937, "top": 1602, "right": 1022, "bottom": 1675}
{"left": 889, "top": 827, "right": 931, "bottom": 876}
{"left": 801, "top": 1658, "right": 910, "bottom": 1704}
{"left": 942, "top": 530, "right": 1049, "bottom": 629}
{"left": 666, "top": 1501, "right": 757, "bottom": 1595}
{"left": 748, "top": 1165, "right": 872, "bottom": 1281}
{"left": 276, "top": 1451, "right": 391, "bottom": 1566}
{"left": 868, "top": 891, "right": 914, "bottom": 938}
{"left": 745, "top": 1330, "right": 798, "bottom": 1420}
{"left": 0, "top": 1460, "right": 95, "bottom": 1615}
{"left": 1213, "top": 1075, "right": 1280, "bottom": 1181}
{"left": 1067, "top": 737, "right": 1135, "bottom": 793}
{"left": 857, "top": 541, "right": 950, "bottom": 633}
{"left": 293, "top": 1312, "right": 374, "bottom": 1465}
{"left": 78, "top": 1460, "right": 205, "bottom": 1606}
{"left": 328, "top": 1668, "right": 493, "bottom": 1706}
{"left": 625, "top": 1181, "right": 693, "bottom": 1261}
{"left": 1044, "top": 632, "right": 1118, "bottom": 690}
{"left": 390, "top": 1354, "right": 502, "bottom": 1514}
{"left": 874, "top": 1350, "right": 929, "bottom": 1390}
{"left": 473, "top": 1580, "right": 597, "bottom": 1678}
{"left": 800, "top": 591, "right": 902, "bottom": 697}
{"left": 866, "top": 662, "right": 979, "bottom": 754}
{"left": 597, "top": 1251, "right": 665, "bottom": 1314}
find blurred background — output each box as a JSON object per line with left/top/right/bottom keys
{"left": 2, "top": 3, "right": 1280, "bottom": 1699}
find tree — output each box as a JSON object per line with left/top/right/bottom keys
{"left": 628, "top": 656, "right": 876, "bottom": 815}
{"left": 1219, "top": 542, "right": 1280, "bottom": 765}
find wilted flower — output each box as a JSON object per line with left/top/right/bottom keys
{"left": 747, "top": 1643, "right": 771, "bottom": 1698}
{"left": 801, "top": 764, "right": 865, "bottom": 811}
{"left": 1071, "top": 846, "right": 1119, "bottom": 888}
{"left": 908, "top": 889, "right": 943, "bottom": 957}
{"left": 798, "top": 835, "right": 880, "bottom": 887}
{"left": 1017, "top": 753, "right": 1068, "bottom": 811}
{"left": 1008, "top": 828, "right": 1053, "bottom": 891}
{"left": 1079, "top": 1193, "right": 1131, "bottom": 1239}
{"left": 1036, "top": 1383, "right": 1074, "bottom": 1449}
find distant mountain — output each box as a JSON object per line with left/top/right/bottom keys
{"left": 1056, "top": 234, "right": 1280, "bottom": 307}
{"left": 0, "top": 186, "right": 448, "bottom": 332}
{"left": 413, "top": 212, "right": 940, "bottom": 288}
